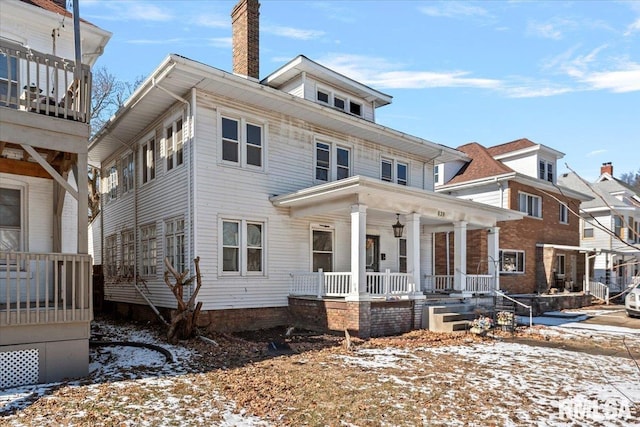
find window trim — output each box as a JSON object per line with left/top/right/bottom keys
{"left": 104, "top": 234, "right": 118, "bottom": 277}
{"left": 106, "top": 163, "right": 118, "bottom": 202}
{"left": 311, "top": 225, "right": 334, "bottom": 272}
{"left": 140, "top": 223, "right": 157, "bottom": 277}
{"left": 314, "top": 84, "right": 363, "bottom": 117}
{"left": 314, "top": 137, "right": 351, "bottom": 183}
{"left": 218, "top": 111, "right": 267, "bottom": 171}
{"left": 164, "top": 216, "right": 185, "bottom": 274}
{"left": 539, "top": 159, "right": 554, "bottom": 183}
{"left": 556, "top": 254, "right": 566, "bottom": 276}
{"left": 218, "top": 216, "right": 267, "bottom": 277}
{"left": 380, "top": 156, "right": 409, "bottom": 186}
{"left": 164, "top": 114, "right": 185, "bottom": 172}
{"left": 121, "top": 229, "right": 134, "bottom": 277}
{"left": 499, "top": 249, "right": 525, "bottom": 274}
{"left": 140, "top": 133, "right": 156, "bottom": 185}
{"left": 121, "top": 152, "right": 134, "bottom": 195}
{"left": 614, "top": 215, "right": 623, "bottom": 238}
{"left": 518, "top": 191, "right": 542, "bottom": 218}
{"left": 582, "top": 219, "right": 594, "bottom": 239}
{"left": 0, "top": 182, "right": 27, "bottom": 255}
{"left": 559, "top": 202, "right": 569, "bottom": 224}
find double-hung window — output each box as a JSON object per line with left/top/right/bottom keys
{"left": 141, "top": 137, "right": 156, "bottom": 184}
{"left": 165, "top": 117, "right": 184, "bottom": 171}
{"left": 165, "top": 217, "right": 185, "bottom": 273}
{"left": 315, "top": 141, "right": 350, "bottom": 182}
{"left": 0, "top": 187, "right": 22, "bottom": 252}
{"left": 121, "top": 230, "right": 134, "bottom": 277}
{"left": 559, "top": 202, "right": 569, "bottom": 224}
{"left": 105, "top": 234, "right": 118, "bottom": 277}
{"left": 122, "top": 153, "right": 134, "bottom": 194}
{"left": 221, "top": 219, "right": 264, "bottom": 275}
{"left": 312, "top": 228, "right": 333, "bottom": 272}
{"left": 499, "top": 249, "right": 525, "bottom": 274}
{"left": 0, "top": 55, "right": 18, "bottom": 105}
{"left": 582, "top": 220, "right": 594, "bottom": 239}
{"left": 518, "top": 192, "right": 542, "bottom": 218}
{"left": 140, "top": 224, "right": 157, "bottom": 276}
{"left": 399, "top": 238, "right": 407, "bottom": 273}
{"left": 539, "top": 160, "right": 554, "bottom": 182}
{"left": 614, "top": 215, "right": 623, "bottom": 238}
{"left": 221, "top": 116, "right": 264, "bottom": 169}
{"left": 106, "top": 164, "right": 118, "bottom": 201}
{"left": 556, "top": 254, "right": 566, "bottom": 276}
{"left": 381, "top": 158, "right": 408, "bottom": 185}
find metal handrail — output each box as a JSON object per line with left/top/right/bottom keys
{"left": 494, "top": 289, "right": 533, "bottom": 328}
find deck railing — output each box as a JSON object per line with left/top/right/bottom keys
{"left": 0, "top": 39, "right": 91, "bottom": 123}
{"left": 290, "top": 270, "right": 414, "bottom": 298}
{"left": 1, "top": 251, "right": 93, "bottom": 326}
{"left": 423, "top": 274, "right": 495, "bottom": 294}
{"left": 466, "top": 274, "right": 495, "bottom": 293}
{"left": 422, "top": 275, "right": 454, "bottom": 292}
{"left": 587, "top": 280, "right": 610, "bottom": 305}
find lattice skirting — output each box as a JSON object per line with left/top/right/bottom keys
{"left": 0, "top": 349, "right": 39, "bottom": 389}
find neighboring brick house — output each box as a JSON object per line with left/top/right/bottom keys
{"left": 435, "top": 139, "right": 592, "bottom": 294}
{"left": 559, "top": 163, "right": 640, "bottom": 291}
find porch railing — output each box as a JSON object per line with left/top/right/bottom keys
{"left": 466, "top": 274, "right": 494, "bottom": 293}
{"left": 587, "top": 280, "right": 610, "bottom": 305}
{"left": 0, "top": 38, "right": 91, "bottom": 123}
{"left": 422, "top": 275, "right": 454, "bottom": 292}
{"left": 290, "top": 270, "right": 414, "bottom": 298}
{"left": 1, "top": 251, "right": 93, "bottom": 326}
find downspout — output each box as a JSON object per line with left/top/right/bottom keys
{"left": 153, "top": 81, "right": 192, "bottom": 299}
{"left": 190, "top": 87, "right": 197, "bottom": 281}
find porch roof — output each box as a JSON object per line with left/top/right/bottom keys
{"left": 536, "top": 243, "right": 640, "bottom": 255}
{"left": 271, "top": 176, "right": 524, "bottom": 229}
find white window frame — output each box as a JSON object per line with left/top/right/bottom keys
{"left": 121, "top": 152, "right": 134, "bottom": 194}
{"left": 141, "top": 134, "right": 156, "bottom": 185}
{"left": 314, "top": 138, "right": 351, "bottom": 182}
{"left": 219, "top": 217, "right": 266, "bottom": 276}
{"left": 556, "top": 254, "right": 566, "bottom": 276}
{"left": 539, "top": 160, "right": 554, "bottom": 183}
{"left": 518, "top": 191, "right": 542, "bottom": 218}
{"left": 140, "top": 223, "right": 157, "bottom": 277}
{"left": 106, "top": 163, "right": 118, "bottom": 202}
{"left": 311, "top": 225, "right": 334, "bottom": 272}
{"left": 614, "top": 215, "right": 623, "bottom": 238}
{"left": 582, "top": 219, "right": 594, "bottom": 239}
{"left": 121, "top": 229, "right": 134, "bottom": 277}
{"left": 434, "top": 164, "right": 442, "bottom": 185}
{"left": 380, "top": 157, "right": 409, "bottom": 185}
{"left": 105, "top": 234, "right": 118, "bottom": 277}
{"left": 164, "top": 114, "right": 184, "bottom": 172}
{"left": 219, "top": 112, "right": 266, "bottom": 171}
{"left": 165, "top": 217, "right": 185, "bottom": 273}
{"left": 315, "top": 84, "right": 363, "bottom": 117}
{"left": 559, "top": 202, "right": 569, "bottom": 224}
{"left": 499, "top": 249, "right": 525, "bottom": 274}
{"left": 0, "top": 182, "right": 27, "bottom": 255}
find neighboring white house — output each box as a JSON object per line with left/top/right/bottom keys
{"left": 88, "top": 0, "right": 522, "bottom": 338}
{"left": 0, "top": 0, "right": 111, "bottom": 388}
{"left": 559, "top": 162, "right": 640, "bottom": 292}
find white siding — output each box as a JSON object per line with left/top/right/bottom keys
{"left": 61, "top": 169, "right": 78, "bottom": 253}
{"left": 453, "top": 185, "right": 504, "bottom": 208}
{"left": 501, "top": 154, "right": 536, "bottom": 179}
{"left": 88, "top": 213, "right": 102, "bottom": 265}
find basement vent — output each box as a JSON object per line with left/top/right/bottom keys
{"left": 0, "top": 349, "right": 39, "bottom": 389}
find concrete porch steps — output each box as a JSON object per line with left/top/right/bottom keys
{"left": 424, "top": 303, "right": 491, "bottom": 332}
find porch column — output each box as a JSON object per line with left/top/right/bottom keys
{"left": 406, "top": 213, "right": 421, "bottom": 293}
{"left": 77, "top": 153, "right": 89, "bottom": 254}
{"left": 453, "top": 221, "right": 467, "bottom": 291}
{"left": 488, "top": 226, "right": 500, "bottom": 290}
{"left": 348, "top": 204, "right": 368, "bottom": 298}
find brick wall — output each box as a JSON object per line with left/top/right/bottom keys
{"left": 370, "top": 300, "right": 414, "bottom": 337}
{"left": 231, "top": 0, "right": 260, "bottom": 78}
{"left": 198, "top": 307, "right": 289, "bottom": 333}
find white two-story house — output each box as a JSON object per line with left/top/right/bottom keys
{"left": 88, "top": 0, "right": 521, "bottom": 339}
{"left": 1, "top": 0, "right": 110, "bottom": 387}
{"left": 559, "top": 162, "right": 640, "bottom": 293}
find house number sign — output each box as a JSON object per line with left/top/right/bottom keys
{"left": 437, "top": 210, "right": 446, "bottom": 217}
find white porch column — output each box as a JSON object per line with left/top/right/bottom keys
{"left": 406, "top": 213, "right": 422, "bottom": 293}
{"left": 453, "top": 221, "right": 467, "bottom": 291}
{"left": 348, "top": 204, "right": 368, "bottom": 299}
{"left": 77, "top": 152, "right": 88, "bottom": 254}
{"left": 487, "top": 226, "right": 500, "bottom": 290}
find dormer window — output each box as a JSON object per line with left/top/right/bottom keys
{"left": 317, "top": 89, "right": 329, "bottom": 104}
{"left": 334, "top": 96, "right": 345, "bottom": 110}
{"left": 315, "top": 85, "right": 363, "bottom": 117}
{"left": 349, "top": 101, "right": 362, "bottom": 116}
{"left": 539, "top": 160, "right": 554, "bottom": 182}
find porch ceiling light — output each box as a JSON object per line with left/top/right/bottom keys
{"left": 392, "top": 213, "right": 404, "bottom": 238}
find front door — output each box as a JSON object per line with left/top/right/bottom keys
{"left": 366, "top": 235, "right": 379, "bottom": 272}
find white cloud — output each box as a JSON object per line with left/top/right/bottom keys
{"left": 84, "top": 2, "right": 172, "bottom": 22}
{"left": 580, "top": 66, "right": 640, "bottom": 93}
{"left": 587, "top": 149, "right": 607, "bottom": 157}
{"left": 126, "top": 38, "right": 186, "bottom": 45}
{"left": 419, "top": 2, "right": 491, "bottom": 19}
{"left": 504, "top": 85, "right": 573, "bottom": 98}
{"left": 263, "top": 25, "right": 325, "bottom": 40}
{"left": 192, "top": 14, "right": 228, "bottom": 29}
{"left": 624, "top": 18, "right": 640, "bottom": 36}
{"left": 526, "top": 18, "right": 577, "bottom": 40}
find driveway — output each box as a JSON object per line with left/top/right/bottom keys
{"left": 579, "top": 304, "right": 640, "bottom": 330}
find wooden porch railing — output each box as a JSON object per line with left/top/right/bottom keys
{"left": 0, "top": 39, "right": 91, "bottom": 123}
{"left": 1, "top": 251, "right": 93, "bottom": 326}
{"left": 422, "top": 275, "right": 453, "bottom": 292}
{"left": 587, "top": 280, "right": 610, "bottom": 304}
{"left": 466, "top": 274, "right": 494, "bottom": 293}
{"left": 290, "top": 270, "right": 414, "bottom": 298}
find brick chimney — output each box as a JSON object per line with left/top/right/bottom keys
{"left": 231, "top": 0, "right": 260, "bottom": 79}
{"left": 601, "top": 162, "right": 613, "bottom": 176}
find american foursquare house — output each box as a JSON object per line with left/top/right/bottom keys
{"left": 88, "top": 0, "right": 522, "bottom": 338}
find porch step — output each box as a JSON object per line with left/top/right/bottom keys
{"left": 425, "top": 304, "right": 485, "bottom": 332}
{"left": 441, "top": 312, "right": 477, "bottom": 322}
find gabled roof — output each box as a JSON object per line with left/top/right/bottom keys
{"left": 486, "top": 138, "right": 536, "bottom": 156}
{"left": 446, "top": 142, "right": 514, "bottom": 185}
{"left": 19, "top": 0, "right": 99, "bottom": 28}
{"left": 558, "top": 172, "right": 638, "bottom": 210}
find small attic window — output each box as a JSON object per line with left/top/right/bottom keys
{"left": 349, "top": 101, "right": 362, "bottom": 116}
{"left": 317, "top": 90, "right": 329, "bottom": 104}
{"left": 334, "top": 96, "right": 345, "bottom": 110}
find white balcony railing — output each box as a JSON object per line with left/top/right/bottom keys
{"left": 290, "top": 270, "right": 414, "bottom": 299}
{"left": 587, "top": 280, "right": 610, "bottom": 305}
{"left": 466, "top": 274, "right": 495, "bottom": 294}
{"left": 1, "top": 252, "right": 93, "bottom": 326}
{"left": 0, "top": 39, "right": 91, "bottom": 123}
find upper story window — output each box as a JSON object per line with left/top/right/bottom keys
{"left": 315, "top": 86, "right": 363, "bottom": 117}
{"left": 0, "top": 55, "right": 18, "bottom": 103}
{"left": 559, "top": 202, "right": 569, "bottom": 224}
{"left": 381, "top": 158, "right": 408, "bottom": 186}
{"left": 165, "top": 117, "right": 184, "bottom": 171}
{"left": 539, "top": 160, "right": 554, "bottom": 183}
{"left": 0, "top": 187, "right": 22, "bottom": 252}
{"left": 122, "top": 153, "right": 134, "bottom": 194}
{"left": 582, "top": 220, "right": 594, "bottom": 239}
{"left": 518, "top": 192, "right": 542, "bottom": 218}
{"left": 315, "top": 141, "right": 350, "bottom": 182}
{"left": 107, "top": 164, "right": 118, "bottom": 201}
{"left": 614, "top": 215, "right": 623, "bottom": 238}
{"left": 221, "top": 115, "right": 264, "bottom": 169}
{"left": 141, "top": 137, "right": 156, "bottom": 184}
{"left": 434, "top": 164, "right": 441, "bottom": 185}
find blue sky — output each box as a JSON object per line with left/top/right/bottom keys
{"left": 81, "top": 0, "right": 639, "bottom": 181}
